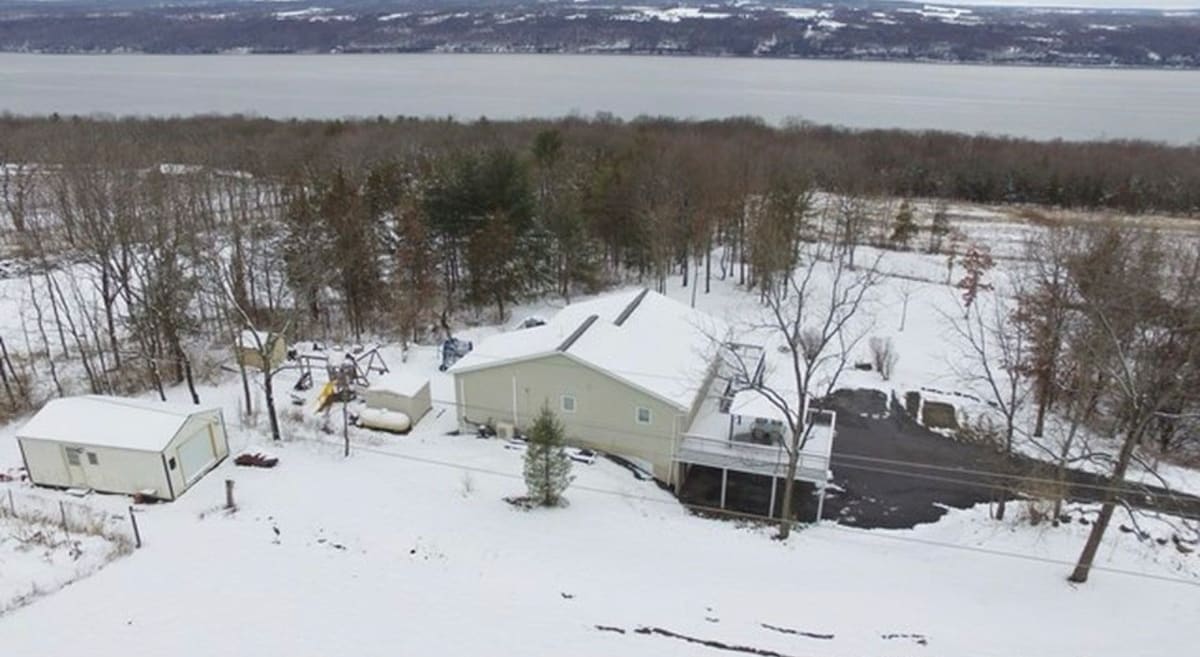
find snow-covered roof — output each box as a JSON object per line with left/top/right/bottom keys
{"left": 369, "top": 370, "right": 428, "bottom": 396}
{"left": 451, "top": 289, "right": 725, "bottom": 409}
{"left": 729, "top": 389, "right": 796, "bottom": 424}
{"left": 237, "top": 330, "right": 274, "bottom": 350}
{"left": 17, "top": 395, "right": 220, "bottom": 452}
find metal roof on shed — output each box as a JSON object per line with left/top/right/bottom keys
{"left": 17, "top": 395, "right": 220, "bottom": 452}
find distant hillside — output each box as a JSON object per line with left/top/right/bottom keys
{"left": 0, "top": 0, "right": 1197, "bottom": 67}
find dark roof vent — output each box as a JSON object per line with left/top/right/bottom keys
{"left": 557, "top": 315, "right": 599, "bottom": 352}
{"left": 613, "top": 288, "right": 650, "bottom": 327}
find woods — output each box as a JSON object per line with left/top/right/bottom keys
{"left": 0, "top": 114, "right": 1198, "bottom": 579}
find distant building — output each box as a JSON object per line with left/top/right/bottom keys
{"left": 16, "top": 395, "right": 230, "bottom": 501}
{"left": 235, "top": 330, "right": 287, "bottom": 371}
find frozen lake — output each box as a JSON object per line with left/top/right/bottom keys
{"left": 2, "top": 53, "right": 1199, "bottom": 143}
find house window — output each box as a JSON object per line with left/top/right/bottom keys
{"left": 65, "top": 447, "right": 81, "bottom": 466}
{"left": 561, "top": 394, "right": 577, "bottom": 414}
{"left": 635, "top": 406, "right": 652, "bottom": 425}
{"left": 86, "top": 452, "right": 99, "bottom": 466}
{"left": 168, "top": 457, "right": 177, "bottom": 470}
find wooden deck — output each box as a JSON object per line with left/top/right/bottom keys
{"left": 675, "top": 427, "right": 832, "bottom": 484}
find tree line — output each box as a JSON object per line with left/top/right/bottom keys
{"left": 0, "top": 115, "right": 1193, "bottom": 403}
{"left": 0, "top": 114, "right": 1197, "bottom": 574}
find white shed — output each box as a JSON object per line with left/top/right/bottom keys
{"left": 15, "top": 396, "right": 230, "bottom": 501}
{"left": 361, "top": 371, "right": 432, "bottom": 424}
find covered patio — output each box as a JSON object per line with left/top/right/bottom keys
{"left": 676, "top": 385, "right": 836, "bottom": 520}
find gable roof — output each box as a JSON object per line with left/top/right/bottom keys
{"left": 369, "top": 370, "right": 429, "bottom": 397}
{"left": 17, "top": 395, "right": 219, "bottom": 452}
{"left": 451, "top": 289, "right": 725, "bottom": 409}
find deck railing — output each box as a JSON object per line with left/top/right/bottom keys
{"left": 675, "top": 432, "right": 829, "bottom": 482}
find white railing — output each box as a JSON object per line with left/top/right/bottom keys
{"left": 675, "top": 433, "right": 829, "bottom": 481}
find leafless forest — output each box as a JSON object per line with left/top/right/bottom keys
{"left": 1, "top": 116, "right": 1198, "bottom": 528}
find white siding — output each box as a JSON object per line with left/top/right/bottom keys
{"left": 18, "top": 437, "right": 172, "bottom": 499}
{"left": 455, "top": 354, "right": 687, "bottom": 483}
{"left": 164, "top": 410, "right": 230, "bottom": 496}
{"left": 18, "top": 406, "right": 228, "bottom": 501}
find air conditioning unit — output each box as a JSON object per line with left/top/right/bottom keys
{"left": 496, "top": 422, "right": 516, "bottom": 441}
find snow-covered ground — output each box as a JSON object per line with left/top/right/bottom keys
{"left": 0, "top": 499, "right": 130, "bottom": 615}
{"left": 0, "top": 405, "right": 1197, "bottom": 655}
{"left": 1, "top": 204, "right": 1199, "bottom": 652}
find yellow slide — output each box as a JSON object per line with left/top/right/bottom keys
{"left": 309, "top": 381, "right": 336, "bottom": 415}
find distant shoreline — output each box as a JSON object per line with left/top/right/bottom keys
{"left": 2, "top": 1, "right": 1196, "bottom": 70}
{"left": 1, "top": 50, "right": 1196, "bottom": 73}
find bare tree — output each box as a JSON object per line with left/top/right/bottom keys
{"left": 832, "top": 193, "right": 870, "bottom": 269}
{"left": 869, "top": 336, "right": 899, "bottom": 381}
{"left": 1066, "top": 230, "right": 1200, "bottom": 583}
{"left": 724, "top": 243, "right": 881, "bottom": 539}
{"left": 895, "top": 277, "right": 918, "bottom": 332}
{"left": 1016, "top": 228, "right": 1078, "bottom": 439}
{"left": 944, "top": 282, "right": 1029, "bottom": 521}
{"left": 205, "top": 242, "right": 293, "bottom": 443}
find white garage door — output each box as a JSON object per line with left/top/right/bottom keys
{"left": 178, "top": 429, "right": 216, "bottom": 485}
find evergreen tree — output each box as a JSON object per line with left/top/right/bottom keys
{"left": 890, "top": 199, "right": 917, "bottom": 248}
{"left": 522, "top": 404, "right": 574, "bottom": 507}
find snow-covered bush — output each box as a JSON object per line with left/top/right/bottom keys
{"left": 869, "top": 336, "right": 899, "bottom": 381}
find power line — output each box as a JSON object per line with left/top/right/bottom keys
{"left": 305, "top": 335, "right": 1197, "bottom": 503}
{"left": 825, "top": 461, "right": 1200, "bottom": 522}
{"left": 388, "top": 343, "right": 1199, "bottom": 504}
{"left": 828, "top": 452, "right": 1199, "bottom": 505}
{"left": 291, "top": 430, "right": 1200, "bottom": 589}
{"left": 409, "top": 392, "right": 1200, "bottom": 505}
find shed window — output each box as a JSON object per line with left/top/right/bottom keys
{"left": 86, "top": 452, "right": 99, "bottom": 466}
{"left": 168, "top": 457, "right": 177, "bottom": 470}
{"left": 635, "top": 406, "right": 652, "bottom": 425}
{"left": 65, "top": 447, "right": 82, "bottom": 466}
{"left": 561, "top": 394, "right": 577, "bottom": 413}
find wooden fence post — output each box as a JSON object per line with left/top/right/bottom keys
{"left": 225, "top": 479, "right": 235, "bottom": 510}
{"left": 59, "top": 500, "right": 68, "bottom": 533}
{"left": 128, "top": 506, "right": 142, "bottom": 549}
{"left": 6, "top": 489, "right": 13, "bottom": 517}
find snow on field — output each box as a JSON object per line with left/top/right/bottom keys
{"left": 0, "top": 406, "right": 1196, "bottom": 655}
{"left": 1, "top": 205, "right": 1199, "bottom": 652}
{"left": 0, "top": 500, "right": 130, "bottom": 614}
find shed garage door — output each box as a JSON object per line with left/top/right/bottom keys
{"left": 178, "top": 428, "right": 216, "bottom": 485}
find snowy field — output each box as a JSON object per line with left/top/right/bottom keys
{"left": 1, "top": 206, "right": 1199, "bottom": 654}
{"left": 0, "top": 408, "right": 1197, "bottom": 656}
{"left": 0, "top": 487, "right": 133, "bottom": 615}
{"left": 0, "top": 513, "right": 126, "bottom": 615}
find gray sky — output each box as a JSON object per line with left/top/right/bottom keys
{"left": 942, "top": 1, "right": 1198, "bottom": 9}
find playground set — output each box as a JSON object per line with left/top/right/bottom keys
{"left": 288, "top": 343, "right": 392, "bottom": 415}
{"left": 243, "top": 336, "right": 474, "bottom": 434}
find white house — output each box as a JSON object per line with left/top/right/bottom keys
{"left": 16, "top": 396, "right": 230, "bottom": 501}
{"left": 450, "top": 288, "right": 725, "bottom": 483}
{"left": 451, "top": 288, "right": 836, "bottom": 518}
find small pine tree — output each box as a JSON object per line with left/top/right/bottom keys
{"left": 889, "top": 199, "right": 917, "bottom": 248}
{"left": 523, "top": 404, "right": 574, "bottom": 507}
